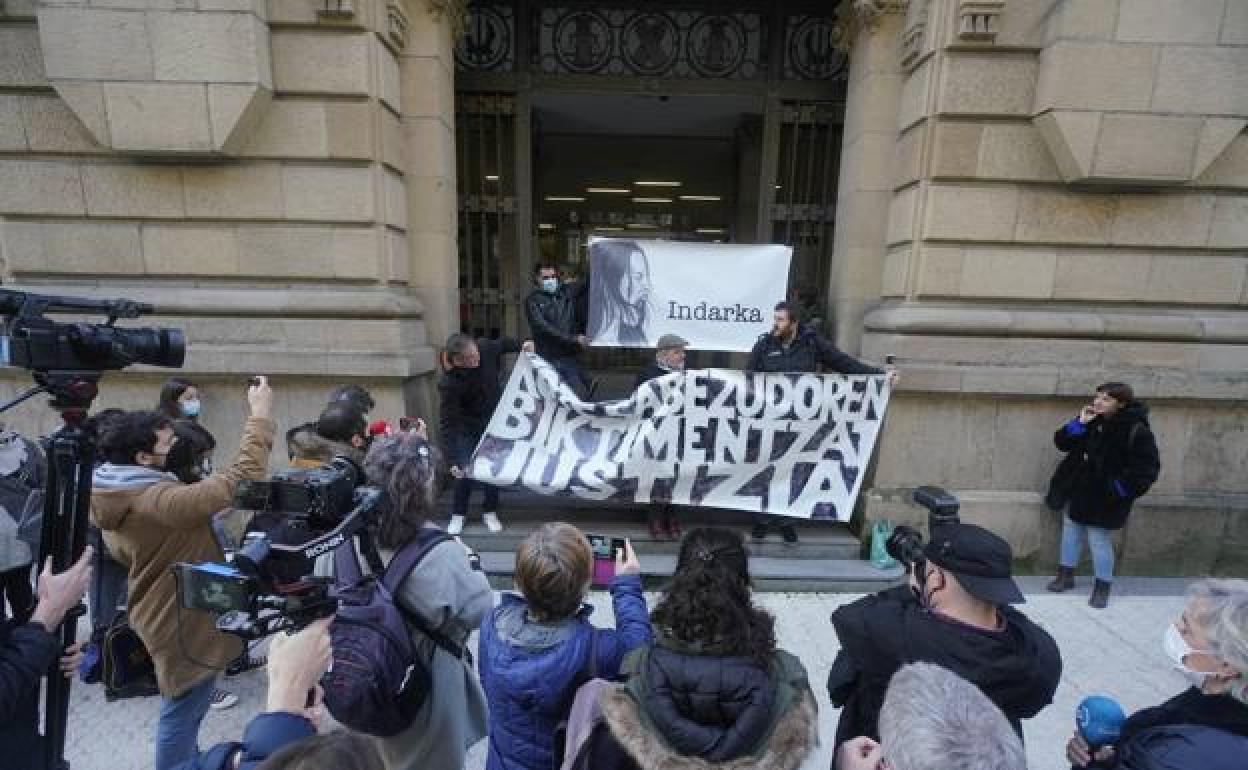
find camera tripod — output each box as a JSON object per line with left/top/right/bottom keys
{"left": 1, "top": 370, "right": 102, "bottom": 770}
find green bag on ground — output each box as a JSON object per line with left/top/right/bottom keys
{"left": 870, "top": 519, "right": 898, "bottom": 570}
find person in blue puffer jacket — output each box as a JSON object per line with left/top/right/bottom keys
{"left": 478, "top": 522, "right": 652, "bottom": 770}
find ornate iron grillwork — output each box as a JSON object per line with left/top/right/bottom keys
{"left": 456, "top": 4, "right": 516, "bottom": 72}
{"left": 784, "top": 14, "right": 849, "bottom": 80}
{"left": 535, "top": 7, "right": 764, "bottom": 79}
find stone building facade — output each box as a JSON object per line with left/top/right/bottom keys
{"left": 0, "top": 0, "right": 1244, "bottom": 573}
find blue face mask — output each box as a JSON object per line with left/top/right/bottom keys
{"left": 181, "top": 399, "right": 201, "bottom": 418}
{"left": 541, "top": 277, "right": 559, "bottom": 293}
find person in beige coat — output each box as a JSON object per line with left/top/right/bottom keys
{"left": 90, "top": 378, "right": 276, "bottom": 770}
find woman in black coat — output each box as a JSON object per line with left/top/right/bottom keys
{"left": 1045, "top": 382, "right": 1160, "bottom": 608}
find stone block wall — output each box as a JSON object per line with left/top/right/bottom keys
{"left": 837, "top": 0, "right": 1248, "bottom": 574}
{"left": 0, "top": 0, "right": 459, "bottom": 449}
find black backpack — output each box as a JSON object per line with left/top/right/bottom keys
{"left": 100, "top": 612, "right": 160, "bottom": 701}
{"left": 322, "top": 529, "right": 465, "bottom": 736}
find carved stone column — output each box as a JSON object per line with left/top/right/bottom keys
{"left": 399, "top": 0, "right": 462, "bottom": 352}
{"left": 825, "top": 0, "right": 908, "bottom": 352}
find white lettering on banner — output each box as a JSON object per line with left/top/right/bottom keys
{"left": 468, "top": 354, "right": 891, "bottom": 521}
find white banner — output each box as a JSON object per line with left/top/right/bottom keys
{"left": 585, "top": 239, "right": 792, "bottom": 353}
{"left": 468, "top": 354, "right": 890, "bottom": 522}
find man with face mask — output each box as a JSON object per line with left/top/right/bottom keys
{"left": 633, "top": 334, "right": 689, "bottom": 539}
{"left": 439, "top": 332, "right": 535, "bottom": 534}
{"left": 90, "top": 378, "right": 275, "bottom": 770}
{"left": 525, "top": 263, "right": 592, "bottom": 396}
{"left": 826, "top": 520, "right": 1062, "bottom": 757}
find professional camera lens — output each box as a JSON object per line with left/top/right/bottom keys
{"left": 69, "top": 324, "right": 185, "bottom": 369}
{"left": 885, "top": 524, "right": 925, "bottom": 568}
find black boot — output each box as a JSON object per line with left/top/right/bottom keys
{"left": 1046, "top": 566, "right": 1075, "bottom": 593}
{"left": 1089, "top": 579, "right": 1112, "bottom": 609}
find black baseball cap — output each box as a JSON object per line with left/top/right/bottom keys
{"left": 923, "top": 522, "right": 1025, "bottom": 605}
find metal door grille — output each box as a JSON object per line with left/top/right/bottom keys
{"left": 456, "top": 92, "right": 519, "bottom": 339}
{"left": 771, "top": 101, "right": 840, "bottom": 326}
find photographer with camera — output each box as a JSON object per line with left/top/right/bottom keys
{"left": 1, "top": 546, "right": 92, "bottom": 770}
{"left": 174, "top": 616, "right": 337, "bottom": 770}
{"left": 90, "top": 377, "right": 276, "bottom": 770}
{"left": 827, "top": 491, "right": 1061, "bottom": 758}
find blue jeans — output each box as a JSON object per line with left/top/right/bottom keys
{"left": 154, "top": 675, "right": 216, "bottom": 770}
{"left": 1059, "top": 515, "right": 1116, "bottom": 582}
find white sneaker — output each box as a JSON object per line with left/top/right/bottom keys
{"left": 483, "top": 512, "right": 503, "bottom": 533}
{"left": 447, "top": 515, "right": 465, "bottom": 535}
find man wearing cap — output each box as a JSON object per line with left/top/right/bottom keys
{"left": 634, "top": 334, "right": 689, "bottom": 538}
{"left": 826, "top": 521, "right": 1062, "bottom": 750}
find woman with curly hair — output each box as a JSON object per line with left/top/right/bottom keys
{"left": 584, "top": 527, "right": 818, "bottom": 770}
{"left": 353, "top": 431, "right": 494, "bottom": 770}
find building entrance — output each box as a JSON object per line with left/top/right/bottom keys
{"left": 454, "top": 1, "right": 848, "bottom": 373}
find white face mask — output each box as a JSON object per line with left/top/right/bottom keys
{"left": 1164, "top": 623, "right": 1218, "bottom": 689}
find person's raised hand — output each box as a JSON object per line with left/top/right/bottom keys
{"left": 836, "top": 736, "right": 886, "bottom": 770}
{"left": 616, "top": 538, "right": 641, "bottom": 577}
{"left": 266, "top": 616, "right": 333, "bottom": 717}
{"left": 248, "top": 375, "right": 274, "bottom": 420}
{"left": 30, "top": 545, "right": 93, "bottom": 632}
{"left": 1078, "top": 404, "right": 1096, "bottom": 424}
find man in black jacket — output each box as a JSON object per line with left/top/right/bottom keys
{"left": 827, "top": 522, "right": 1061, "bottom": 752}
{"left": 633, "top": 334, "right": 689, "bottom": 539}
{"left": 746, "top": 301, "right": 897, "bottom": 544}
{"left": 439, "top": 333, "right": 534, "bottom": 534}
{"left": 1, "top": 545, "right": 93, "bottom": 770}
{"left": 525, "top": 264, "right": 591, "bottom": 396}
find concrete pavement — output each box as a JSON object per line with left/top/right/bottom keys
{"left": 61, "top": 580, "right": 1193, "bottom": 770}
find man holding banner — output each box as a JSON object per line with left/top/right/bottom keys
{"left": 747, "top": 300, "right": 898, "bottom": 545}
{"left": 525, "top": 263, "right": 591, "bottom": 396}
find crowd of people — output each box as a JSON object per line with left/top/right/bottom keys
{"left": 0, "top": 263, "right": 1242, "bottom": 770}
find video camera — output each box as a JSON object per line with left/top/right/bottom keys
{"left": 174, "top": 457, "right": 379, "bottom": 639}
{"left": 885, "top": 486, "right": 961, "bottom": 569}
{"left": 0, "top": 289, "right": 185, "bottom": 770}
{"left": 0, "top": 289, "right": 184, "bottom": 375}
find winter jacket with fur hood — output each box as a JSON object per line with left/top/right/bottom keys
{"left": 598, "top": 643, "right": 818, "bottom": 770}
{"left": 285, "top": 422, "right": 364, "bottom": 470}
{"left": 90, "top": 416, "right": 274, "bottom": 698}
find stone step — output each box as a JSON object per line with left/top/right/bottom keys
{"left": 450, "top": 516, "right": 865, "bottom": 559}
{"left": 438, "top": 489, "right": 902, "bottom": 592}
{"left": 438, "top": 489, "right": 865, "bottom": 559}
{"left": 476, "top": 550, "right": 904, "bottom": 593}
